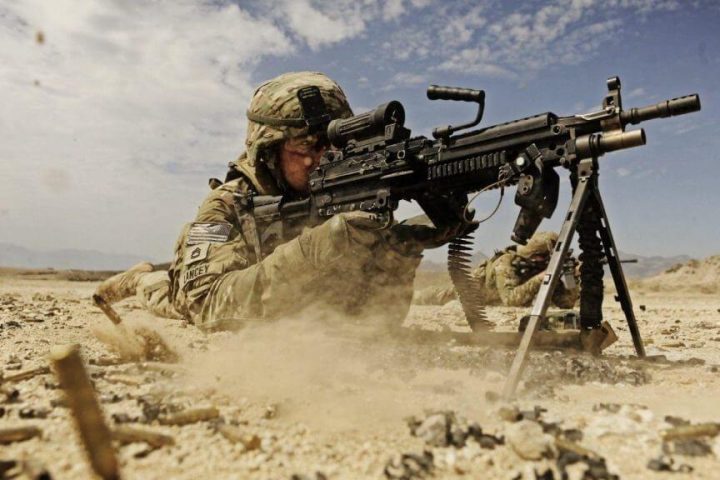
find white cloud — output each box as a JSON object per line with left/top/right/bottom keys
{"left": 410, "top": 0, "right": 434, "bottom": 8}
{"left": 0, "top": 0, "right": 425, "bottom": 259}
{"left": 0, "top": 0, "right": 711, "bottom": 261}
{"left": 264, "top": 0, "right": 413, "bottom": 50}
{"left": 0, "top": 0, "right": 293, "bottom": 258}
{"left": 276, "top": 0, "right": 372, "bottom": 50}
{"left": 616, "top": 167, "right": 632, "bottom": 177}
{"left": 382, "top": 0, "right": 685, "bottom": 79}
{"left": 381, "top": 72, "right": 428, "bottom": 91}
{"left": 627, "top": 87, "right": 646, "bottom": 98}
{"left": 438, "top": 4, "right": 486, "bottom": 48}
{"left": 383, "top": 0, "right": 405, "bottom": 20}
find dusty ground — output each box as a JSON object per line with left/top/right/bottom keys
{"left": 1, "top": 272, "right": 719, "bottom": 479}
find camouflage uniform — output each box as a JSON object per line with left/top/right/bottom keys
{"left": 413, "top": 231, "right": 579, "bottom": 308}
{"left": 117, "top": 72, "right": 422, "bottom": 330}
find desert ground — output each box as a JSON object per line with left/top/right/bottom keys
{"left": 1, "top": 260, "right": 719, "bottom": 479}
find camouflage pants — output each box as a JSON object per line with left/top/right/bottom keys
{"left": 137, "top": 213, "right": 421, "bottom": 331}
{"left": 412, "top": 285, "right": 457, "bottom": 306}
{"left": 135, "top": 271, "right": 181, "bottom": 319}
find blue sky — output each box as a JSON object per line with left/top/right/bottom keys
{"left": 1, "top": 0, "right": 718, "bottom": 262}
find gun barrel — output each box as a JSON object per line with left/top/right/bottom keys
{"left": 621, "top": 94, "right": 701, "bottom": 125}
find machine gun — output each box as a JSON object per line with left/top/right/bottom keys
{"left": 242, "top": 76, "right": 700, "bottom": 397}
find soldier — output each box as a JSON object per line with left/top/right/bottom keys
{"left": 95, "top": 71, "right": 465, "bottom": 331}
{"left": 413, "top": 231, "right": 579, "bottom": 308}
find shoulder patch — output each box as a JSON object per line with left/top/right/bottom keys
{"left": 186, "top": 222, "right": 231, "bottom": 245}
{"left": 184, "top": 242, "right": 210, "bottom": 266}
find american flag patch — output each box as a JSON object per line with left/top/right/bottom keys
{"left": 186, "top": 222, "right": 231, "bottom": 245}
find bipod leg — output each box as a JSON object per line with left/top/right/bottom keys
{"left": 501, "top": 165, "right": 593, "bottom": 400}
{"left": 591, "top": 189, "right": 646, "bottom": 357}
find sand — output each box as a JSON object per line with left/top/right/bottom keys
{"left": 1, "top": 272, "right": 719, "bottom": 479}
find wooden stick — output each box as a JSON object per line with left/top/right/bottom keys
{"left": 50, "top": 344, "right": 120, "bottom": 480}
{"left": 92, "top": 295, "right": 124, "bottom": 325}
{"left": 158, "top": 407, "right": 219, "bottom": 426}
{"left": 1, "top": 366, "right": 50, "bottom": 385}
{"left": 0, "top": 426, "right": 42, "bottom": 444}
{"left": 112, "top": 426, "right": 175, "bottom": 448}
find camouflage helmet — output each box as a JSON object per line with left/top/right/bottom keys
{"left": 245, "top": 71, "right": 353, "bottom": 167}
{"left": 516, "top": 231, "right": 558, "bottom": 257}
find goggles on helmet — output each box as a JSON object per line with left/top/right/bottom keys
{"left": 246, "top": 86, "right": 332, "bottom": 135}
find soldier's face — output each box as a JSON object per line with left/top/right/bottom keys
{"left": 530, "top": 253, "right": 549, "bottom": 265}
{"left": 279, "top": 135, "right": 327, "bottom": 194}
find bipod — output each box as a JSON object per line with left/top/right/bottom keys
{"left": 502, "top": 157, "right": 645, "bottom": 400}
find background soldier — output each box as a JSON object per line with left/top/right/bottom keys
{"left": 414, "top": 231, "right": 579, "bottom": 308}
{"left": 95, "top": 71, "right": 463, "bottom": 331}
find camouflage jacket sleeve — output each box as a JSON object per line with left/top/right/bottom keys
{"left": 168, "top": 178, "right": 256, "bottom": 318}
{"left": 551, "top": 279, "right": 579, "bottom": 308}
{"left": 491, "top": 254, "right": 545, "bottom": 307}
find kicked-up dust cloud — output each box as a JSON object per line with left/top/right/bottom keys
{"left": 179, "top": 307, "right": 498, "bottom": 431}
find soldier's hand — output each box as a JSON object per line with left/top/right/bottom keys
{"left": 390, "top": 214, "right": 478, "bottom": 251}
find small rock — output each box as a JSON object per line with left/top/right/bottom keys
{"left": 663, "top": 438, "right": 713, "bottom": 457}
{"left": 0, "top": 459, "right": 18, "bottom": 478}
{"left": 592, "top": 403, "right": 622, "bottom": 414}
{"left": 290, "top": 474, "right": 327, "bottom": 480}
{"left": 506, "top": 420, "right": 555, "bottom": 460}
{"left": 1, "top": 388, "right": 20, "bottom": 404}
{"left": 520, "top": 406, "right": 547, "bottom": 422}
{"left": 484, "top": 390, "right": 500, "bottom": 403}
{"left": 561, "top": 429, "right": 584, "bottom": 443}
{"left": 498, "top": 405, "right": 521, "bottom": 422}
{"left": 413, "top": 413, "right": 449, "bottom": 447}
{"left": 407, "top": 411, "right": 500, "bottom": 449}
{"left": 111, "top": 413, "right": 140, "bottom": 424}
{"left": 384, "top": 451, "right": 434, "bottom": 480}
{"left": 19, "top": 408, "right": 50, "bottom": 419}
{"left": 263, "top": 404, "right": 277, "bottom": 419}
{"left": 647, "top": 455, "right": 693, "bottom": 473}
{"left": 558, "top": 450, "right": 618, "bottom": 479}
{"left": 99, "top": 393, "right": 124, "bottom": 404}
{"left": 242, "top": 434, "right": 262, "bottom": 451}
{"left": 49, "top": 397, "right": 68, "bottom": 408}
{"left": 664, "top": 415, "right": 691, "bottom": 427}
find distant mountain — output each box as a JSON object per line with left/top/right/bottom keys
{"left": 613, "top": 251, "right": 693, "bottom": 279}
{"left": 0, "top": 243, "right": 155, "bottom": 271}
{"left": 1, "top": 240, "right": 690, "bottom": 277}
{"left": 420, "top": 251, "right": 488, "bottom": 271}
{"left": 419, "top": 248, "right": 690, "bottom": 279}
{"left": 640, "top": 255, "right": 719, "bottom": 291}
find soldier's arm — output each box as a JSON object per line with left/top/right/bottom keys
{"left": 552, "top": 282, "right": 579, "bottom": 308}
{"left": 493, "top": 256, "right": 545, "bottom": 307}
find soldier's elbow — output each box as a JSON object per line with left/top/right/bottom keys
{"left": 501, "top": 294, "right": 528, "bottom": 307}
{"left": 554, "top": 298, "right": 577, "bottom": 309}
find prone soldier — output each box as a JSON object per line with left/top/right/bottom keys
{"left": 95, "top": 72, "right": 463, "bottom": 331}
{"left": 414, "top": 231, "right": 579, "bottom": 309}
